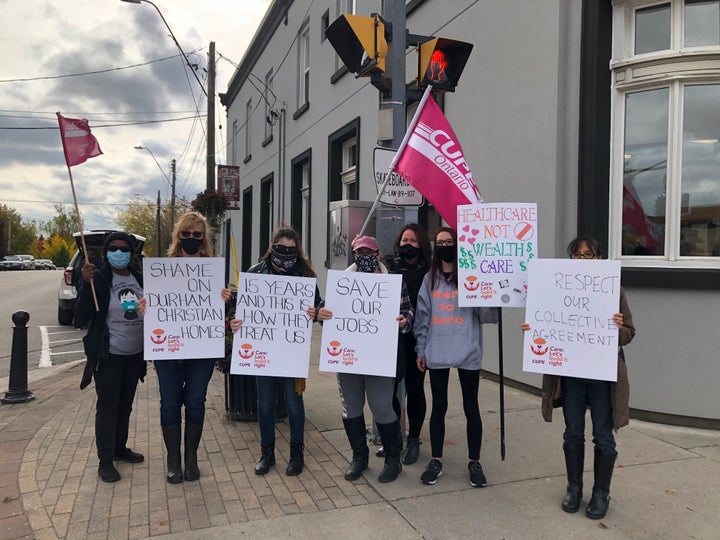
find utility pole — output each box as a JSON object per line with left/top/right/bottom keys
{"left": 156, "top": 190, "right": 161, "bottom": 256}
{"left": 170, "top": 159, "right": 177, "bottom": 227}
{"left": 207, "top": 41, "right": 216, "bottom": 191}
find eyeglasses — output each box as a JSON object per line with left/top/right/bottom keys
{"left": 571, "top": 252, "right": 596, "bottom": 259}
{"left": 436, "top": 240, "right": 455, "bottom": 247}
{"left": 180, "top": 230, "right": 204, "bottom": 239}
{"left": 107, "top": 245, "right": 131, "bottom": 253}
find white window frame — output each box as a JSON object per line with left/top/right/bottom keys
{"left": 610, "top": 0, "right": 720, "bottom": 267}
{"left": 264, "top": 68, "right": 274, "bottom": 142}
{"left": 231, "top": 119, "right": 238, "bottom": 165}
{"left": 297, "top": 21, "right": 310, "bottom": 110}
{"left": 301, "top": 161, "right": 311, "bottom": 253}
{"left": 340, "top": 137, "right": 357, "bottom": 199}
{"left": 245, "top": 98, "right": 252, "bottom": 160}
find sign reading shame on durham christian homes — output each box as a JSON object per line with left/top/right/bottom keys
{"left": 457, "top": 203, "right": 537, "bottom": 308}
{"left": 522, "top": 259, "right": 621, "bottom": 382}
{"left": 320, "top": 270, "right": 401, "bottom": 377}
{"left": 230, "top": 273, "right": 316, "bottom": 378}
{"left": 143, "top": 257, "right": 226, "bottom": 361}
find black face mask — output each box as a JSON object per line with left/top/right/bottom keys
{"left": 398, "top": 244, "right": 421, "bottom": 260}
{"left": 435, "top": 245, "right": 456, "bottom": 263}
{"left": 180, "top": 237, "right": 203, "bottom": 255}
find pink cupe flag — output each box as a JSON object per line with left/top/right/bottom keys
{"left": 391, "top": 88, "right": 481, "bottom": 230}
{"left": 56, "top": 113, "right": 103, "bottom": 167}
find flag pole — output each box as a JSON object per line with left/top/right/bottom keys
{"left": 358, "top": 85, "right": 435, "bottom": 237}
{"left": 498, "top": 308, "right": 506, "bottom": 460}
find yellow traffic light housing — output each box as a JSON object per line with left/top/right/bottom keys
{"left": 325, "top": 14, "right": 388, "bottom": 77}
{"left": 417, "top": 37, "right": 473, "bottom": 92}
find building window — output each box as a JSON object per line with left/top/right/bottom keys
{"left": 328, "top": 118, "right": 360, "bottom": 203}
{"left": 297, "top": 20, "right": 310, "bottom": 114}
{"left": 291, "top": 150, "right": 312, "bottom": 255}
{"left": 612, "top": 0, "right": 720, "bottom": 265}
{"left": 264, "top": 69, "right": 274, "bottom": 144}
{"left": 341, "top": 137, "right": 358, "bottom": 200}
{"left": 244, "top": 98, "right": 252, "bottom": 163}
{"left": 260, "top": 175, "right": 273, "bottom": 256}
{"left": 321, "top": 9, "right": 329, "bottom": 43}
{"left": 231, "top": 119, "right": 238, "bottom": 165}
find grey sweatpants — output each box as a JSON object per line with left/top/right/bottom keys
{"left": 337, "top": 373, "right": 397, "bottom": 424}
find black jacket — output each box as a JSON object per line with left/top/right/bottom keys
{"left": 247, "top": 259, "right": 324, "bottom": 310}
{"left": 76, "top": 265, "right": 145, "bottom": 389}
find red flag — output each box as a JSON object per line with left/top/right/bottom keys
{"left": 56, "top": 113, "right": 103, "bottom": 167}
{"left": 391, "top": 89, "right": 481, "bottom": 230}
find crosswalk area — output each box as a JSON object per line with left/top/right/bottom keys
{"left": 37, "top": 325, "right": 86, "bottom": 368}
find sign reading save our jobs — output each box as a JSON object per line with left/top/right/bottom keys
{"left": 320, "top": 270, "right": 402, "bottom": 377}
{"left": 229, "top": 273, "right": 316, "bottom": 378}
{"left": 143, "top": 257, "right": 226, "bottom": 361}
{"left": 457, "top": 203, "right": 537, "bottom": 307}
{"left": 522, "top": 259, "right": 621, "bottom": 382}
{"left": 373, "top": 147, "right": 423, "bottom": 206}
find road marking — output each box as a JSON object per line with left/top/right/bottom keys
{"left": 39, "top": 326, "right": 52, "bottom": 367}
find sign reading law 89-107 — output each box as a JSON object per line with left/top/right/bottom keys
{"left": 457, "top": 203, "right": 537, "bottom": 307}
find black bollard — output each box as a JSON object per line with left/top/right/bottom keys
{"left": 1, "top": 310, "right": 35, "bottom": 404}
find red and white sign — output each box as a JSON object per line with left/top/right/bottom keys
{"left": 217, "top": 165, "right": 240, "bottom": 209}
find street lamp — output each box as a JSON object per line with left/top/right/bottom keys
{"left": 120, "top": 0, "right": 207, "bottom": 97}
{"left": 134, "top": 145, "right": 176, "bottom": 227}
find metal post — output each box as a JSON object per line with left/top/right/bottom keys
{"left": 170, "top": 159, "right": 177, "bottom": 227}
{"left": 207, "top": 41, "right": 216, "bottom": 191}
{"left": 156, "top": 190, "right": 162, "bottom": 256}
{"left": 1, "top": 310, "right": 35, "bottom": 404}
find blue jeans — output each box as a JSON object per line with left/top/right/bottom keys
{"left": 154, "top": 359, "right": 215, "bottom": 426}
{"left": 561, "top": 377, "right": 616, "bottom": 453}
{"left": 256, "top": 376, "right": 305, "bottom": 446}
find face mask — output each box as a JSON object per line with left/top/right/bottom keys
{"left": 180, "top": 237, "right": 203, "bottom": 255}
{"left": 435, "top": 245, "right": 456, "bottom": 263}
{"left": 121, "top": 300, "right": 138, "bottom": 312}
{"left": 355, "top": 254, "right": 379, "bottom": 273}
{"left": 106, "top": 250, "right": 131, "bottom": 270}
{"left": 270, "top": 254, "right": 298, "bottom": 273}
{"left": 398, "top": 244, "right": 421, "bottom": 260}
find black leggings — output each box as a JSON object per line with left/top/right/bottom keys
{"left": 428, "top": 368, "right": 482, "bottom": 460}
{"left": 404, "top": 347, "right": 427, "bottom": 438}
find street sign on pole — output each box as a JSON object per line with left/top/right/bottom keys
{"left": 373, "top": 147, "right": 423, "bottom": 206}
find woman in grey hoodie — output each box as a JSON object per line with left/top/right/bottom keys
{"left": 414, "top": 227, "right": 489, "bottom": 488}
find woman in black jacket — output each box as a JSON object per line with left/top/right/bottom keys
{"left": 76, "top": 231, "right": 146, "bottom": 483}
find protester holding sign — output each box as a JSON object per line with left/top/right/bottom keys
{"left": 138, "top": 211, "right": 231, "bottom": 484}
{"left": 242, "top": 227, "right": 329, "bottom": 477}
{"left": 76, "top": 232, "right": 145, "bottom": 483}
{"left": 415, "top": 227, "right": 495, "bottom": 488}
{"left": 521, "top": 236, "right": 635, "bottom": 519}
{"left": 382, "top": 223, "right": 432, "bottom": 465}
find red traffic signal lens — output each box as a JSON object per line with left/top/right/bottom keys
{"left": 426, "top": 50, "right": 449, "bottom": 84}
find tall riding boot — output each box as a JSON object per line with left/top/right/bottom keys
{"left": 377, "top": 420, "right": 402, "bottom": 483}
{"left": 183, "top": 423, "right": 203, "bottom": 481}
{"left": 586, "top": 447, "right": 617, "bottom": 519}
{"left": 162, "top": 425, "right": 183, "bottom": 484}
{"left": 255, "top": 443, "right": 276, "bottom": 475}
{"left": 561, "top": 443, "right": 584, "bottom": 513}
{"left": 342, "top": 416, "right": 369, "bottom": 481}
{"left": 286, "top": 443, "right": 304, "bottom": 476}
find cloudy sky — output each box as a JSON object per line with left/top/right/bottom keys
{"left": 0, "top": 0, "right": 270, "bottom": 230}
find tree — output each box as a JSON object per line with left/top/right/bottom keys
{"left": 42, "top": 234, "right": 74, "bottom": 267}
{"left": 42, "top": 204, "right": 80, "bottom": 245}
{"left": 0, "top": 204, "right": 36, "bottom": 256}
{"left": 115, "top": 196, "right": 190, "bottom": 256}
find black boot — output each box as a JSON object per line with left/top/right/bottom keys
{"left": 286, "top": 443, "right": 304, "bottom": 476}
{"left": 343, "top": 416, "right": 369, "bottom": 481}
{"left": 162, "top": 425, "right": 183, "bottom": 484}
{"left": 561, "top": 443, "right": 584, "bottom": 513}
{"left": 255, "top": 443, "right": 276, "bottom": 475}
{"left": 586, "top": 447, "right": 617, "bottom": 519}
{"left": 403, "top": 437, "right": 421, "bottom": 465}
{"left": 184, "top": 423, "right": 203, "bottom": 481}
{"left": 377, "top": 420, "right": 402, "bottom": 483}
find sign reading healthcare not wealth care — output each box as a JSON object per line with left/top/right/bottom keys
{"left": 522, "top": 259, "right": 621, "bottom": 381}
{"left": 319, "top": 270, "right": 401, "bottom": 377}
{"left": 457, "top": 203, "right": 537, "bottom": 307}
{"left": 230, "top": 273, "right": 316, "bottom": 378}
{"left": 143, "top": 257, "right": 226, "bottom": 361}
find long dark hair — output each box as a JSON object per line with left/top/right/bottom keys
{"left": 393, "top": 223, "right": 432, "bottom": 267}
{"left": 260, "top": 226, "right": 316, "bottom": 278}
{"left": 567, "top": 235, "right": 604, "bottom": 259}
{"left": 429, "top": 226, "right": 458, "bottom": 288}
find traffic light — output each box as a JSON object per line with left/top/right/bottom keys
{"left": 325, "top": 14, "right": 388, "bottom": 77}
{"left": 417, "top": 37, "right": 473, "bottom": 92}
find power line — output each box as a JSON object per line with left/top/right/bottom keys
{"left": 0, "top": 115, "right": 206, "bottom": 130}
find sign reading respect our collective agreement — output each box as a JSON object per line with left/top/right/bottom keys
{"left": 457, "top": 203, "right": 537, "bottom": 307}
{"left": 319, "top": 270, "right": 402, "bottom": 377}
{"left": 229, "top": 273, "right": 316, "bottom": 378}
{"left": 143, "top": 257, "right": 226, "bottom": 361}
{"left": 522, "top": 258, "right": 621, "bottom": 382}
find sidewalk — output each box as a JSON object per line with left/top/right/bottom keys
{"left": 1, "top": 327, "right": 718, "bottom": 539}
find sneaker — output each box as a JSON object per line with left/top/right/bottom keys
{"left": 420, "top": 459, "right": 443, "bottom": 485}
{"left": 468, "top": 460, "right": 487, "bottom": 487}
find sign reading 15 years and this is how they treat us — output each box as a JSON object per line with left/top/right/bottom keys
{"left": 143, "top": 257, "right": 226, "bottom": 360}
{"left": 522, "top": 259, "right": 621, "bottom": 382}
{"left": 457, "top": 203, "right": 538, "bottom": 307}
{"left": 320, "top": 270, "right": 402, "bottom": 377}
{"left": 229, "top": 273, "right": 317, "bottom": 378}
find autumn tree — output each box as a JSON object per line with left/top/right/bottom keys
{"left": 0, "top": 204, "right": 36, "bottom": 257}
{"left": 42, "top": 204, "right": 80, "bottom": 245}
{"left": 115, "top": 196, "right": 190, "bottom": 256}
{"left": 42, "top": 234, "right": 74, "bottom": 267}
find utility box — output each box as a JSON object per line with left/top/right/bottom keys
{"left": 327, "top": 200, "right": 376, "bottom": 269}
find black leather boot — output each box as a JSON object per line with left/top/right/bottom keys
{"left": 377, "top": 420, "right": 402, "bottom": 483}
{"left": 286, "top": 443, "right": 304, "bottom": 476}
{"left": 184, "top": 423, "right": 203, "bottom": 481}
{"left": 403, "top": 437, "right": 421, "bottom": 465}
{"left": 162, "top": 425, "right": 183, "bottom": 484}
{"left": 561, "top": 442, "right": 584, "bottom": 513}
{"left": 586, "top": 447, "right": 617, "bottom": 519}
{"left": 255, "top": 443, "right": 276, "bottom": 475}
{"left": 342, "top": 416, "right": 369, "bottom": 481}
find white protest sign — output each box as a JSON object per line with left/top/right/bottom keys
{"left": 142, "top": 257, "right": 226, "bottom": 361}
{"left": 319, "top": 269, "right": 401, "bottom": 377}
{"left": 457, "top": 203, "right": 537, "bottom": 307}
{"left": 229, "top": 273, "right": 316, "bottom": 378}
{"left": 522, "top": 259, "right": 621, "bottom": 381}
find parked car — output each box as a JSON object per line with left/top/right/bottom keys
{"left": 17, "top": 254, "right": 36, "bottom": 270}
{"left": 57, "top": 230, "right": 146, "bottom": 326}
{"left": 35, "top": 259, "right": 57, "bottom": 270}
{"left": 1, "top": 255, "right": 23, "bottom": 270}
